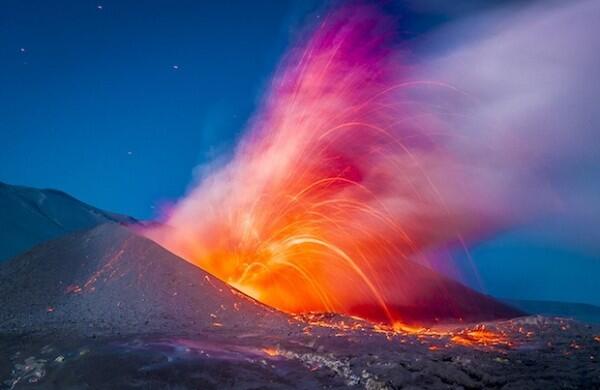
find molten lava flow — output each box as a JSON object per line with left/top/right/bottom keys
{"left": 262, "top": 347, "right": 280, "bottom": 357}
{"left": 450, "top": 325, "right": 513, "bottom": 349}
{"left": 144, "top": 4, "right": 519, "bottom": 325}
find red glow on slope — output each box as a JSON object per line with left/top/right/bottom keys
{"left": 144, "top": 5, "right": 517, "bottom": 325}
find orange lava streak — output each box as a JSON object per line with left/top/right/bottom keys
{"left": 262, "top": 347, "right": 280, "bottom": 357}
{"left": 450, "top": 328, "right": 513, "bottom": 348}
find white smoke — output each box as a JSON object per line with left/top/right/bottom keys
{"left": 415, "top": 0, "right": 600, "bottom": 252}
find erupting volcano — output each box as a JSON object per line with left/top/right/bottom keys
{"left": 144, "top": 5, "right": 520, "bottom": 325}
{"left": 2, "top": 1, "right": 600, "bottom": 388}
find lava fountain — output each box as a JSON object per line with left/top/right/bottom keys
{"left": 144, "top": 4, "right": 523, "bottom": 325}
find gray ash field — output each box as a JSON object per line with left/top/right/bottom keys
{"left": 1, "top": 222, "right": 599, "bottom": 389}
{"left": 1, "top": 316, "right": 599, "bottom": 389}
{"left": 0, "top": 224, "right": 291, "bottom": 336}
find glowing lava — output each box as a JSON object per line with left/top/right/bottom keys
{"left": 144, "top": 4, "right": 519, "bottom": 325}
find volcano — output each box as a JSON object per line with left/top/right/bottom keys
{"left": 0, "top": 182, "right": 522, "bottom": 332}
{"left": 0, "top": 223, "right": 292, "bottom": 336}
{"left": 0, "top": 188, "right": 597, "bottom": 390}
{"left": 0, "top": 221, "right": 520, "bottom": 336}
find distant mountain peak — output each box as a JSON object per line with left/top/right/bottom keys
{"left": 0, "top": 181, "right": 136, "bottom": 262}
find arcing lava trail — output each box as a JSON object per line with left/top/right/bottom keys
{"left": 144, "top": 4, "right": 521, "bottom": 325}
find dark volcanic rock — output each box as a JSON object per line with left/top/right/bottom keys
{"left": 0, "top": 225, "right": 597, "bottom": 389}
{"left": 0, "top": 224, "right": 293, "bottom": 336}
{"left": 0, "top": 181, "right": 135, "bottom": 263}
{"left": 1, "top": 316, "right": 598, "bottom": 389}
{"left": 0, "top": 214, "right": 596, "bottom": 389}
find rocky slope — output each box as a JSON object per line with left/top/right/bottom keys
{"left": 0, "top": 224, "right": 292, "bottom": 336}
{"left": 1, "top": 315, "right": 598, "bottom": 389}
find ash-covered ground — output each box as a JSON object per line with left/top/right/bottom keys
{"left": 1, "top": 315, "right": 599, "bottom": 389}
{"left": 1, "top": 222, "right": 598, "bottom": 389}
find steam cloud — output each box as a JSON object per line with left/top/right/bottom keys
{"left": 143, "top": 1, "right": 600, "bottom": 321}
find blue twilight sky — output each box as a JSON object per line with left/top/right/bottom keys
{"left": 1, "top": 0, "right": 598, "bottom": 305}
{"left": 0, "top": 0, "right": 322, "bottom": 219}
{"left": 0, "top": 0, "right": 519, "bottom": 220}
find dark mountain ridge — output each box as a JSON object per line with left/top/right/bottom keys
{"left": 0, "top": 181, "right": 135, "bottom": 262}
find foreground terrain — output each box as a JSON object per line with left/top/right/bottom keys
{"left": 2, "top": 315, "right": 599, "bottom": 389}
{"left": 0, "top": 191, "right": 597, "bottom": 389}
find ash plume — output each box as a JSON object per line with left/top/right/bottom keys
{"left": 143, "top": 1, "right": 600, "bottom": 324}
